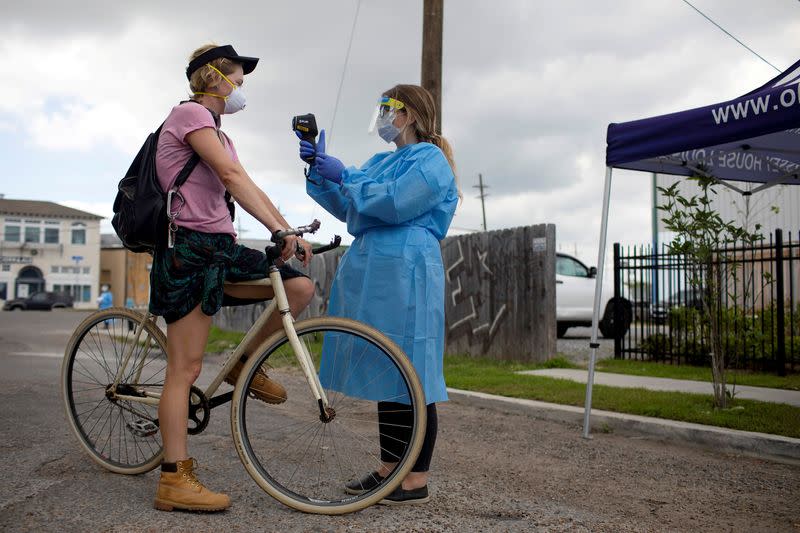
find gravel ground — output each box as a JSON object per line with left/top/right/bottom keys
{"left": 3, "top": 363, "right": 799, "bottom": 532}
{"left": 2, "top": 312, "right": 799, "bottom": 532}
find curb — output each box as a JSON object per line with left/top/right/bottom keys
{"left": 446, "top": 388, "right": 800, "bottom": 463}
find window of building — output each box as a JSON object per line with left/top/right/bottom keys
{"left": 71, "top": 223, "right": 86, "bottom": 245}
{"left": 24, "top": 226, "right": 41, "bottom": 243}
{"left": 1, "top": 265, "right": 10, "bottom": 272}
{"left": 67, "top": 284, "right": 92, "bottom": 302}
{"left": 82, "top": 267, "right": 90, "bottom": 274}
{"left": 53, "top": 284, "right": 62, "bottom": 293}
{"left": 51, "top": 266, "right": 59, "bottom": 273}
{"left": 0, "top": 282, "right": 6, "bottom": 300}
{"left": 44, "top": 227, "right": 59, "bottom": 244}
{"left": 4, "top": 225, "right": 20, "bottom": 242}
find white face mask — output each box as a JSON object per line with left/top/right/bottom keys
{"left": 376, "top": 114, "right": 401, "bottom": 143}
{"left": 223, "top": 85, "right": 246, "bottom": 114}
{"left": 197, "top": 64, "right": 247, "bottom": 114}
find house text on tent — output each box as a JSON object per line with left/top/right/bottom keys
{"left": 673, "top": 148, "right": 800, "bottom": 174}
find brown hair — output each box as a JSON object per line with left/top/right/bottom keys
{"left": 383, "top": 84, "right": 456, "bottom": 171}
{"left": 188, "top": 44, "right": 240, "bottom": 95}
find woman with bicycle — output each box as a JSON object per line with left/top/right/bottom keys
{"left": 149, "top": 43, "right": 315, "bottom": 512}
{"left": 298, "top": 84, "right": 459, "bottom": 505}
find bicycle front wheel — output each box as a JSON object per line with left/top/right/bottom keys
{"left": 61, "top": 308, "right": 167, "bottom": 474}
{"left": 231, "top": 316, "right": 427, "bottom": 514}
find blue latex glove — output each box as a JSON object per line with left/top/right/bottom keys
{"left": 316, "top": 154, "right": 345, "bottom": 184}
{"left": 312, "top": 130, "right": 345, "bottom": 184}
{"left": 296, "top": 130, "right": 316, "bottom": 162}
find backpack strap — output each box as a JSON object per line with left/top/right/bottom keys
{"left": 166, "top": 154, "right": 200, "bottom": 248}
{"left": 173, "top": 152, "right": 200, "bottom": 189}
{"left": 180, "top": 100, "right": 235, "bottom": 222}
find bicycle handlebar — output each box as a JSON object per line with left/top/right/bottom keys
{"left": 271, "top": 220, "right": 321, "bottom": 243}
{"left": 265, "top": 220, "right": 341, "bottom": 262}
{"left": 311, "top": 235, "right": 342, "bottom": 254}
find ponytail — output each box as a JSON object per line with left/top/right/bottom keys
{"left": 418, "top": 130, "right": 463, "bottom": 202}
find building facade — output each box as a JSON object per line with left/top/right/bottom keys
{"left": 100, "top": 234, "right": 153, "bottom": 310}
{"left": 0, "top": 198, "right": 103, "bottom": 309}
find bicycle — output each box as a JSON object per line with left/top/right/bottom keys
{"left": 60, "top": 221, "right": 427, "bottom": 515}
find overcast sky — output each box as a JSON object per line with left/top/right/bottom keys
{"left": 2, "top": 0, "right": 798, "bottom": 265}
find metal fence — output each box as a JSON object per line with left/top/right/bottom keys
{"left": 614, "top": 229, "right": 799, "bottom": 374}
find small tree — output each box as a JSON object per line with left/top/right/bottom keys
{"left": 657, "top": 175, "right": 762, "bottom": 409}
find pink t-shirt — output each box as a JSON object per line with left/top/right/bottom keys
{"left": 156, "top": 102, "right": 237, "bottom": 236}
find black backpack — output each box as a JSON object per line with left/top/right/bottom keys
{"left": 111, "top": 123, "right": 200, "bottom": 253}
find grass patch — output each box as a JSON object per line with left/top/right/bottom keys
{"left": 444, "top": 353, "right": 578, "bottom": 373}
{"left": 594, "top": 358, "right": 800, "bottom": 391}
{"left": 206, "top": 326, "right": 245, "bottom": 353}
{"left": 444, "top": 354, "right": 800, "bottom": 438}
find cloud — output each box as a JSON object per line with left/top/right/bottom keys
{"left": 2, "top": 0, "right": 798, "bottom": 257}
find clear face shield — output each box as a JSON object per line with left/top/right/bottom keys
{"left": 367, "top": 96, "right": 405, "bottom": 134}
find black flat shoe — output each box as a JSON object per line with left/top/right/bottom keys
{"left": 344, "top": 471, "right": 385, "bottom": 495}
{"left": 378, "top": 485, "right": 430, "bottom": 505}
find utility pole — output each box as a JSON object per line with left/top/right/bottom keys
{"left": 474, "top": 173, "right": 489, "bottom": 231}
{"left": 421, "top": 0, "right": 443, "bottom": 133}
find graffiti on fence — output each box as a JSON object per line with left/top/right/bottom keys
{"left": 444, "top": 238, "right": 509, "bottom": 353}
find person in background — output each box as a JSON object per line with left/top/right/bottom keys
{"left": 96, "top": 284, "right": 113, "bottom": 328}
{"left": 149, "top": 43, "right": 315, "bottom": 513}
{"left": 298, "top": 84, "right": 459, "bottom": 505}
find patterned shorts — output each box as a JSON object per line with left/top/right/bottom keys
{"left": 149, "top": 227, "right": 307, "bottom": 324}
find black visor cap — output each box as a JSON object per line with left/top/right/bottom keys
{"left": 186, "top": 45, "right": 259, "bottom": 80}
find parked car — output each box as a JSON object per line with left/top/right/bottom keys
{"left": 650, "top": 288, "right": 704, "bottom": 325}
{"left": 2, "top": 291, "right": 74, "bottom": 311}
{"left": 556, "top": 253, "right": 632, "bottom": 338}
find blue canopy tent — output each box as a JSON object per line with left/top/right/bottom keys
{"left": 583, "top": 59, "right": 800, "bottom": 437}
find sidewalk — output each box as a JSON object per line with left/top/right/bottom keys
{"left": 516, "top": 368, "right": 800, "bottom": 407}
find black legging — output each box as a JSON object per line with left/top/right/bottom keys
{"left": 378, "top": 402, "right": 438, "bottom": 473}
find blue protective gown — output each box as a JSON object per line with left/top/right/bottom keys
{"left": 307, "top": 142, "right": 458, "bottom": 404}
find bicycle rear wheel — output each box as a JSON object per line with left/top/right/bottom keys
{"left": 61, "top": 308, "right": 167, "bottom": 474}
{"left": 231, "top": 316, "right": 426, "bottom": 514}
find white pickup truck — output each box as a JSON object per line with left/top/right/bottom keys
{"left": 556, "top": 252, "right": 632, "bottom": 338}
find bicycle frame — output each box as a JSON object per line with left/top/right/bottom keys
{"left": 109, "top": 265, "right": 330, "bottom": 412}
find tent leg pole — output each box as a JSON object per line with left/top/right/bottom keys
{"left": 582, "top": 167, "right": 613, "bottom": 439}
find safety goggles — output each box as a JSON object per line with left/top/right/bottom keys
{"left": 367, "top": 96, "right": 405, "bottom": 133}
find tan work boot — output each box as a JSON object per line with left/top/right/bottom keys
{"left": 224, "top": 357, "right": 287, "bottom": 404}
{"left": 153, "top": 458, "right": 230, "bottom": 512}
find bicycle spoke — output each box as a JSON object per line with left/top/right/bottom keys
{"left": 234, "top": 319, "right": 424, "bottom": 513}
{"left": 64, "top": 310, "right": 165, "bottom": 473}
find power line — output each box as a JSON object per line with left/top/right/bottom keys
{"left": 327, "top": 0, "right": 362, "bottom": 151}
{"left": 680, "top": 0, "right": 781, "bottom": 72}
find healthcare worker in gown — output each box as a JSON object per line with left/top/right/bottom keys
{"left": 298, "top": 84, "right": 459, "bottom": 505}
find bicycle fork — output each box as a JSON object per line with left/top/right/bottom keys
{"left": 269, "top": 268, "right": 332, "bottom": 420}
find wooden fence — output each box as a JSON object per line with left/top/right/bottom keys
{"left": 441, "top": 224, "right": 556, "bottom": 362}
{"left": 213, "top": 224, "right": 556, "bottom": 362}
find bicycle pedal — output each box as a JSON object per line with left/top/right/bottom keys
{"left": 126, "top": 419, "right": 159, "bottom": 437}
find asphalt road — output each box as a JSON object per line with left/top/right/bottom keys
{"left": 1, "top": 310, "right": 798, "bottom": 532}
